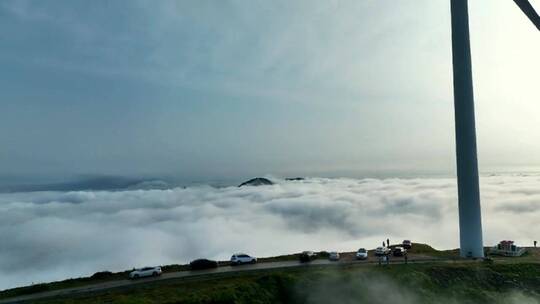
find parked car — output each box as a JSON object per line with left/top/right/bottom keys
{"left": 189, "top": 259, "right": 218, "bottom": 270}
{"left": 129, "top": 266, "right": 162, "bottom": 279}
{"left": 375, "top": 246, "right": 391, "bottom": 256}
{"left": 356, "top": 248, "right": 368, "bottom": 260}
{"left": 230, "top": 253, "right": 257, "bottom": 265}
{"left": 299, "top": 251, "right": 317, "bottom": 262}
{"left": 328, "top": 251, "right": 340, "bottom": 261}
{"left": 393, "top": 246, "right": 407, "bottom": 257}
{"left": 402, "top": 240, "right": 412, "bottom": 249}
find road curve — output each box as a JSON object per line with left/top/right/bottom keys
{"left": 0, "top": 256, "right": 448, "bottom": 303}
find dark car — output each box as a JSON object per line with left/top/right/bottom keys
{"left": 189, "top": 259, "right": 218, "bottom": 270}
{"left": 393, "top": 247, "right": 407, "bottom": 257}
{"left": 299, "top": 251, "right": 317, "bottom": 263}
{"left": 402, "top": 240, "right": 412, "bottom": 249}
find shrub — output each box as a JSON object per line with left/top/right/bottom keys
{"left": 90, "top": 271, "right": 113, "bottom": 280}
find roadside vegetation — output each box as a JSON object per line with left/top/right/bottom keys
{"left": 0, "top": 251, "right": 324, "bottom": 300}
{"left": 2, "top": 244, "right": 539, "bottom": 303}
{"left": 30, "top": 262, "right": 540, "bottom": 304}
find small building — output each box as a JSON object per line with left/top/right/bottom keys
{"left": 489, "top": 240, "right": 526, "bottom": 257}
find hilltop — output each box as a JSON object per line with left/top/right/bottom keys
{"left": 238, "top": 177, "right": 274, "bottom": 187}
{"left": 10, "top": 262, "right": 540, "bottom": 304}
{"left": 2, "top": 244, "right": 540, "bottom": 303}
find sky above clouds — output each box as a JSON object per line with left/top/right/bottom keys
{"left": 1, "top": 174, "right": 540, "bottom": 290}
{"left": 0, "top": 0, "right": 539, "bottom": 184}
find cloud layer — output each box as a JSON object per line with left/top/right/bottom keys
{"left": 0, "top": 174, "right": 539, "bottom": 289}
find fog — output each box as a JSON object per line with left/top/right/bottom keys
{"left": 299, "top": 271, "right": 540, "bottom": 304}
{"left": 0, "top": 174, "right": 539, "bottom": 290}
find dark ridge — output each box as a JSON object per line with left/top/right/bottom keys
{"left": 238, "top": 178, "right": 274, "bottom": 187}
{"left": 285, "top": 177, "right": 305, "bottom": 181}
{"left": 0, "top": 176, "right": 170, "bottom": 193}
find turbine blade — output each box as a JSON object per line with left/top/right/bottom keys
{"left": 513, "top": 0, "right": 540, "bottom": 31}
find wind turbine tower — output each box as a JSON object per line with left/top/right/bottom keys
{"left": 450, "top": 0, "right": 540, "bottom": 258}
{"left": 450, "top": 0, "right": 484, "bottom": 258}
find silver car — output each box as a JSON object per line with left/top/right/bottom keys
{"left": 328, "top": 251, "right": 340, "bottom": 261}
{"left": 230, "top": 253, "right": 257, "bottom": 265}
{"left": 374, "top": 246, "right": 391, "bottom": 256}
{"left": 129, "top": 266, "right": 162, "bottom": 279}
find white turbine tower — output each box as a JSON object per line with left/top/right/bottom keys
{"left": 450, "top": 0, "right": 540, "bottom": 258}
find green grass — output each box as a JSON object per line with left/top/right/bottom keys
{"left": 0, "top": 252, "right": 327, "bottom": 300}
{"left": 0, "top": 271, "right": 130, "bottom": 300}
{"left": 394, "top": 243, "right": 459, "bottom": 258}
{"left": 32, "top": 262, "right": 540, "bottom": 304}
{"left": 2, "top": 244, "right": 539, "bottom": 303}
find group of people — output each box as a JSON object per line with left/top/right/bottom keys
{"left": 378, "top": 238, "right": 408, "bottom": 266}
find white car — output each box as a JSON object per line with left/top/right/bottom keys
{"left": 230, "top": 253, "right": 257, "bottom": 265}
{"left": 356, "top": 248, "right": 368, "bottom": 260}
{"left": 129, "top": 266, "right": 162, "bottom": 279}
{"left": 375, "top": 246, "right": 391, "bottom": 256}
{"left": 329, "top": 251, "right": 340, "bottom": 261}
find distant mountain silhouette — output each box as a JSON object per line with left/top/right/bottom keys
{"left": 285, "top": 177, "right": 305, "bottom": 181}
{"left": 238, "top": 178, "right": 274, "bottom": 187}
{"left": 126, "top": 180, "right": 170, "bottom": 190}
{"left": 0, "top": 175, "right": 171, "bottom": 193}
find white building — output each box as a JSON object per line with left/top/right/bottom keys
{"left": 489, "top": 240, "right": 526, "bottom": 257}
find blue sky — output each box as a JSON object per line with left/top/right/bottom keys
{"left": 1, "top": 0, "right": 539, "bottom": 184}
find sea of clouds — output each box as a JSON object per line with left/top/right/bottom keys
{"left": 0, "top": 174, "right": 539, "bottom": 290}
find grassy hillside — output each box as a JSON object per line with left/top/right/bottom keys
{"left": 3, "top": 245, "right": 539, "bottom": 303}
{"left": 31, "top": 261, "right": 540, "bottom": 304}
{"left": 0, "top": 244, "right": 451, "bottom": 301}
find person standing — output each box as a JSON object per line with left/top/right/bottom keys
{"left": 387, "top": 238, "right": 390, "bottom": 247}
{"left": 534, "top": 240, "right": 537, "bottom": 248}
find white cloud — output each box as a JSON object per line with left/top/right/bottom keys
{"left": 0, "top": 174, "right": 539, "bottom": 289}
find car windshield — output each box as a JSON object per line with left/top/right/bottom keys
{"left": 358, "top": 249, "right": 366, "bottom": 252}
